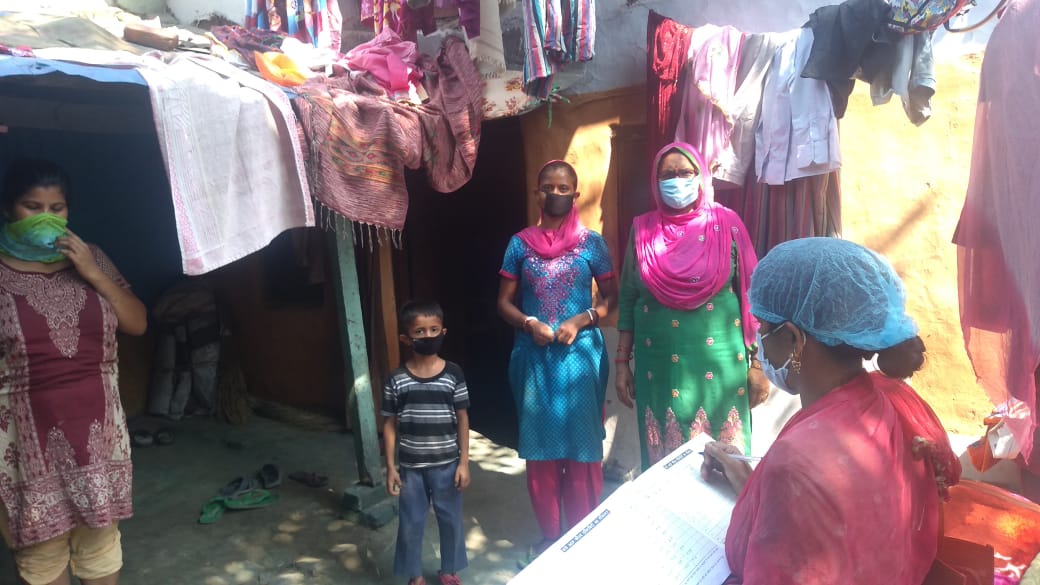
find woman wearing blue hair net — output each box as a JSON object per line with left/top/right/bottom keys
{"left": 703, "top": 238, "right": 963, "bottom": 584}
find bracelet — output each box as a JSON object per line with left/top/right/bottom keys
{"left": 585, "top": 308, "right": 597, "bottom": 324}
{"left": 613, "top": 358, "right": 631, "bottom": 364}
{"left": 522, "top": 316, "right": 537, "bottom": 332}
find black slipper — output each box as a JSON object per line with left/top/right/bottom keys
{"left": 288, "top": 471, "right": 328, "bottom": 488}
{"left": 257, "top": 464, "right": 282, "bottom": 489}
{"left": 217, "top": 476, "right": 257, "bottom": 498}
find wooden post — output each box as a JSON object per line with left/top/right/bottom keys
{"left": 329, "top": 224, "right": 391, "bottom": 522}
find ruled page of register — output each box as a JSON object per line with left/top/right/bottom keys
{"left": 510, "top": 436, "right": 737, "bottom": 585}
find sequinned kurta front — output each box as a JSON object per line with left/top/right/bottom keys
{"left": 500, "top": 230, "right": 612, "bottom": 462}
{"left": 619, "top": 237, "right": 751, "bottom": 469}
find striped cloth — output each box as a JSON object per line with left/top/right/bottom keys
{"left": 715, "top": 170, "right": 842, "bottom": 259}
{"left": 522, "top": 0, "right": 596, "bottom": 98}
{"left": 382, "top": 362, "right": 470, "bottom": 468}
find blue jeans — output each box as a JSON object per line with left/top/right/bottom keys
{"left": 394, "top": 460, "right": 468, "bottom": 577}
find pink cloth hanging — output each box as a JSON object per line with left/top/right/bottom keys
{"left": 954, "top": 0, "right": 1040, "bottom": 465}
{"left": 674, "top": 25, "right": 744, "bottom": 170}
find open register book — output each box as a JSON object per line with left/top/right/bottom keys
{"left": 510, "top": 435, "right": 738, "bottom": 585}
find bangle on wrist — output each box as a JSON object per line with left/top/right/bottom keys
{"left": 522, "top": 316, "right": 537, "bottom": 333}
{"left": 585, "top": 308, "right": 597, "bottom": 324}
{"left": 613, "top": 358, "right": 631, "bottom": 364}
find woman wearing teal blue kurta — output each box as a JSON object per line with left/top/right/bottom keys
{"left": 615, "top": 142, "right": 764, "bottom": 470}
{"left": 497, "top": 160, "right": 617, "bottom": 554}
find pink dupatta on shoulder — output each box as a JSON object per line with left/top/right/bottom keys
{"left": 633, "top": 142, "right": 758, "bottom": 346}
{"left": 518, "top": 206, "right": 585, "bottom": 259}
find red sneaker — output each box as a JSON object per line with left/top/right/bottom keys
{"left": 438, "top": 572, "right": 462, "bottom": 585}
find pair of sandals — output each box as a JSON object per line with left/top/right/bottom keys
{"left": 130, "top": 427, "right": 174, "bottom": 448}
{"left": 199, "top": 464, "right": 282, "bottom": 524}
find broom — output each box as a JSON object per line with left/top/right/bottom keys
{"left": 215, "top": 328, "right": 252, "bottom": 425}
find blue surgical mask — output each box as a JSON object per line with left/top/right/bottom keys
{"left": 658, "top": 177, "right": 698, "bottom": 210}
{"left": 756, "top": 329, "right": 796, "bottom": 395}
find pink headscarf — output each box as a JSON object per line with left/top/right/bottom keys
{"left": 633, "top": 142, "right": 758, "bottom": 346}
{"left": 518, "top": 160, "right": 586, "bottom": 259}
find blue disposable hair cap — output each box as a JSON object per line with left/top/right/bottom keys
{"left": 748, "top": 238, "right": 918, "bottom": 351}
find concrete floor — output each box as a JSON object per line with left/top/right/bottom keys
{"left": 125, "top": 415, "right": 553, "bottom": 585}
{"left": 1, "top": 415, "right": 549, "bottom": 585}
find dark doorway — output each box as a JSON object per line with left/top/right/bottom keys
{"left": 395, "top": 117, "right": 528, "bottom": 447}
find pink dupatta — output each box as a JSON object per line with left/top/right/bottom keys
{"left": 633, "top": 142, "right": 758, "bottom": 346}
{"left": 518, "top": 206, "right": 584, "bottom": 259}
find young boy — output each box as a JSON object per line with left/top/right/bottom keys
{"left": 382, "top": 300, "right": 471, "bottom": 585}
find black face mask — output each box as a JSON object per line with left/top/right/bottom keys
{"left": 543, "top": 193, "right": 575, "bottom": 217}
{"left": 411, "top": 332, "right": 445, "bottom": 356}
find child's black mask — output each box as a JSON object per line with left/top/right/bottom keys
{"left": 411, "top": 332, "right": 445, "bottom": 355}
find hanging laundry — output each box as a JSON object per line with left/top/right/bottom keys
{"left": 471, "top": 0, "right": 507, "bottom": 78}
{"left": 403, "top": 0, "right": 480, "bottom": 42}
{"left": 714, "top": 32, "right": 785, "bottom": 187}
{"left": 362, "top": 0, "right": 479, "bottom": 43}
{"left": 673, "top": 25, "right": 743, "bottom": 172}
{"left": 800, "top": 0, "right": 893, "bottom": 118}
{"left": 360, "top": 0, "right": 402, "bottom": 38}
{"left": 863, "top": 31, "right": 936, "bottom": 126}
{"left": 136, "top": 55, "right": 315, "bottom": 275}
{"left": 646, "top": 11, "right": 692, "bottom": 163}
{"left": 294, "top": 36, "right": 482, "bottom": 237}
{"left": 755, "top": 28, "right": 841, "bottom": 186}
{"left": 521, "top": 0, "right": 596, "bottom": 98}
{"left": 245, "top": 0, "right": 342, "bottom": 50}
{"left": 716, "top": 170, "right": 842, "bottom": 259}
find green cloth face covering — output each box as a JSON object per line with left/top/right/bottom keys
{"left": 0, "top": 213, "right": 68, "bottom": 263}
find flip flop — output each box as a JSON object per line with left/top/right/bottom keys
{"left": 517, "top": 539, "right": 553, "bottom": 570}
{"left": 155, "top": 427, "right": 175, "bottom": 446}
{"left": 218, "top": 476, "right": 257, "bottom": 499}
{"left": 516, "top": 546, "right": 537, "bottom": 570}
{"left": 199, "top": 497, "right": 225, "bottom": 524}
{"left": 257, "top": 464, "right": 282, "bottom": 489}
{"left": 288, "top": 471, "right": 328, "bottom": 488}
{"left": 222, "top": 488, "right": 279, "bottom": 510}
{"left": 130, "top": 429, "right": 154, "bottom": 448}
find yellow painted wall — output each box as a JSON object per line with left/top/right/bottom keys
{"left": 840, "top": 54, "right": 990, "bottom": 435}
{"left": 520, "top": 54, "right": 992, "bottom": 434}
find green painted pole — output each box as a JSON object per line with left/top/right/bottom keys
{"left": 330, "top": 224, "right": 383, "bottom": 491}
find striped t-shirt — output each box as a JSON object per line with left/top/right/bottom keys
{"left": 381, "top": 361, "right": 470, "bottom": 469}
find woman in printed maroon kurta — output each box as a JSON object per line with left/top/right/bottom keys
{"left": 0, "top": 159, "right": 146, "bottom": 585}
